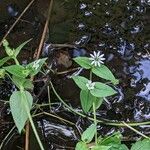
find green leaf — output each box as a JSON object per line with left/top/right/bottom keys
{"left": 80, "top": 90, "right": 94, "bottom": 113}
{"left": 3, "top": 65, "right": 28, "bottom": 78}
{"left": 81, "top": 124, "right": 96, "bottom": 143}
{"left": 75, "top": 141, "right": 89, "bottom": 150}
{"left": 92, "top": 65, "right": 118, "bottom": 84}
{"left": 0, "top": 56, "right": 11, "bottom": 67}
{"left": 91, "top": 145, "right": 111, "bottom": 150}
{"left": 0, "top": 69, "right": 5, "bottom": 78}
{"left": 2, "top": 39, "right": 14, "bottom": 56}
{"left": 14, "top": 39, "right": 32, "bottom": 57}
{"left": 90, "top": 82, "right": 117, "bottom": 97}
{"left": 100, "top": 132, "right": 122, "bottom": 145}
{"left": 12, "top": 75, "right": 33, "bottom": 90}
{"left": 10, "top": 91, "right": 33, "bottom": 133}
{"left": 74, "top": 57, "right": 91, "bottom": 69}
{"left": 94, "top": 98, "right": 103, "bottom": 110}
{"left": 131, "top": 139, "right": 150, "bottom": 150}
{"left": 23, "top": 79, "right": 34, "bottom": 90}
{"left": 26, "top": 58, "right": 47, "bottom": 76}
{"left": 72, "top": 76, "right": 88, "bottom": 90}
{"left": 109, "top": 144, "right": 129, "bottom": 150}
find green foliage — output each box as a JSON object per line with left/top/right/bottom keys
{"left": 0, "top": 39, "right": 46, "bottom": 150}
{"left": 4, "top": 65, "right": 28, "bottom": 78}
{"left": 72, "top": 76, "right": 89, "bottom": 90}
{"left": 73, "top": 57, "right": 91, "bottom": 69}
{"left": 90, "top": 82, "right": 117, "bottom": 97}
{"left": 131, "top": 139, "right": 150, "bottom": 150}
{"left": 10, "top": 90, "right": 33, "bottom": 133}
{"left": 81, "top": 124, "right": 96, "bottom": 143}
{"left": 14, "top": 39, "right": 31, "bottom": 57}
{"left": 26, "top": 58, "right": 47, "bottom": 76}
{"left": 0, "top": 56, "right": 11, "bottom": 67}
{"left": 80, "top": 90, "right": 94, "bottom": 113}
{"left": 75, "top": 141, "right": 89, "bottom": 150}
{"left": 91, "top": 145, "right": 111, "bottom": 150}
{"left": 92, "top": 65, "right": 119, "bottom": 84}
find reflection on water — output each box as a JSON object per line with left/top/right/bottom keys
{"left": 0, "top": 0, "right": 150, "bottom": 149}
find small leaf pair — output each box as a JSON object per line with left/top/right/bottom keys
{"left": 72, "top": 76, "right": 117, "bottom": 98}
{"left": 74, "top": 57, "right": 119, "bottom": 84}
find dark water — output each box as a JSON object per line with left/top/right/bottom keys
{"left": 0, "top": 0, "right": 150, "bottom": 149}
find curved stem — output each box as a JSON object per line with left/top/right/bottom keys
{"left": 50, "top": 81, "right": 150, "bottom": 127}
{"left": 93, "top": 102, "right": 97, "bottom": 144}
{"left": 22, "top": 90, "right": 44, "bottom": 150}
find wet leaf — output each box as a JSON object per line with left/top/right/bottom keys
{"left": 14, "top": 39, "right": 31, "bottom": 57}
{"left": 90, "top": 82, "right": 117, "bottom": 97}
{"left": 74, "top": 57, "right": 91, "bottom": 69}
{"left": 131, "top": 139, "right": 150, "bottom": 150}
{"left": 92, "top": 65, "right": 118, "bottom": 84}
{"left": 72, "top": 76, "right": 88, "bottom": 90}
{"left": 10, "top": 91, "right": 33, "bottom": 133}
{"left": 81, "top": 124, "right": 96, "bottom": 143}
{"left": 80, "top": 90, "right": 94, "bottom": 113}
{"left": 75, "top": 141, "right": 89, "bottom": 150}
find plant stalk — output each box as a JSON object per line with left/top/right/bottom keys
{"left": 93, "top": 102, "right": 97, "bottom": 144}
{"left": 22, "top": 90, "right": 44, "bottom": 150}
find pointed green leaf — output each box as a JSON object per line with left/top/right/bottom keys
{"left": 131, "top": 139, "right": 150, "bottom": 150}
{"left": 12, "top": 75, "right": 33, "bottom": 90}
{"left": 92, "top": 65, "right": 119, "bottom": 84}
{"left": 74, "top": 57, "right": 91, "bottom": 69}
{"left": 81, "top": 124, "right": 96, "bottom": 143}
{"left": 100, "top": 132, "right": 122, "bottom": 145}
{"left": 90, "top": 82, "right": 117, "bottom": 97}
{"left": 14, "top": 39, "right": 32, "bottom": 57}
{"left": 108, "top": 144, "right": 129, "bottom": 150}
{"left": 0, "top": 69, "right": 5, "bottom": 78}
{"left": 80, "top": 90, "right": 94, "bottom": 113}
{"left": 26, "top": 58, "right": 47, "bottom": 76}
{"left": 75, "top": 141, "right": 89, "bottom": 150}
{"left": 91, "top": 145, "right": 111, "bottom": 150}
{"left": 3, "top": 65, "right": 28, "bottom": 78}
{"left": 0, "top": 56, "right": 11, "bottom": 67}
{"left": 10, "top": 91, "right": 33, "bottom": 133}
{"left": 94, "top": 98, "right": 103, "bottom": 110}
{"left": 72, "top": 76, "right": 88, "bottom": 90}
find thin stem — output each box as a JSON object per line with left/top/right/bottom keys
{"left": 0, "top": 126, "right": 15, "bottom": 149}
{"left": 14, "top": 58, "right": 20, "bottom": 65}
{"left": 93, "top": 102, "right": 97, "bottom": 144}
{"left": 47, "top": 85, "right": 51, "bottom": 112}
{"left": 50, "top": 81, "right": 150, "bottom": 127}
{"left": 122, "top": 122, "right": 150, "bottom": 140}
{"left": 22, "top": 90, "right": 44, "bottom": 150}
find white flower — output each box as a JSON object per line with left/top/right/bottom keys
{"left": 89, "top": 51, "right": 105, "bottom": 67}
{"left": 33, "top": 60, "right": 40, "bottom": 70}
{"left": 86, "top": 80, "right": 95, "bottom": 90}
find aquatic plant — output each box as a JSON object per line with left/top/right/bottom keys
{"left": 0, "top": 39, "right": 46, "bottom": 150}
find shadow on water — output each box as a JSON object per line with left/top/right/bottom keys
{"left": 0, "top": 0, "right": 150, "bottom": 149}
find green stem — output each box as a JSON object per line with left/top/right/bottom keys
{"left": 14, "top": 57, "right": 20, "bottom": 65}
{"left": 50, "top": 81, "right": 150, "bottom": 127}
{"left": 21, "top": 90, "right": 44, "bottom": 150}
{"left": 90, "top": 70, "right": 98, "bottom": 144}
{"left": 93, "top": 102, "right": 97, "bottom": 144}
